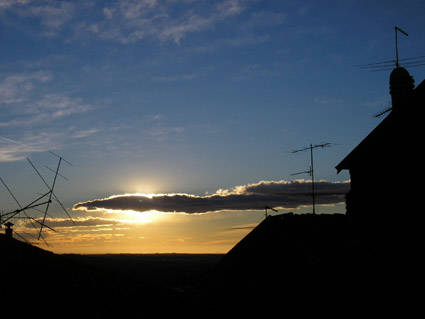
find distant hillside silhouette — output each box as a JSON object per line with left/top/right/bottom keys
{"left": 0, "top": 235, "right": 195, "bottom": 317}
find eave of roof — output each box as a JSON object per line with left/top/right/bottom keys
{"left": 335, "top": 113, "right": 393, "bottom": 173}
{"left": 336, "top": 78, "right": 425, "bottom": 174}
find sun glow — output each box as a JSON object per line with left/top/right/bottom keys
{"left": 103, "top": 208, "right": 166, "bottom": 224}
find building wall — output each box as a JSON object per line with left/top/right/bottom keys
{"left": 345, "top": 112, "right": 423, "bottom": 237}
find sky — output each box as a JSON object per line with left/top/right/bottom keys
{"left": 1, "top": 0, "right": 425, "bottom": 254}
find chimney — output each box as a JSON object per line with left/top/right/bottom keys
{"left": 389, "top": 67, "right": 414, "bottom": 113}
{"left": 4, "top": 222, "right": 14, "bottom": 239}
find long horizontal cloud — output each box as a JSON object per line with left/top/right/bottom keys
{"left": 73, "top": 180, "right": 349, "bottom": 214}
{"left": 21, "top": 217, "right": 124, "bottom": 229}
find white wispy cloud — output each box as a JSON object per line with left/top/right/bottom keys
{"left": 1, "top": 0, "right": 281, "bottom": 46}
{"left": 0, "top": 0, "right": 76, "bottom": 37}
{"left": 0, "top": 126, "right": 99, "bottom": 162}
{"left": 0, "top": 93, "right": 93, "bottom": 128}
{"left": 187, "top": 34, "right": 270, "bottom": 53}
{"left": 0, "top": 69, "right": 96, "bottom": 161}
{"left": 71, "top": 129, "right": 99, "bottom": 139}
{"left": 0, "top": 71, "right": 51, "bottom": 104}
{"left": 244, "top": 11, "right": 286, "bottom": 27}
{"left": 232, "top": 63, "right": 282, "bottom": 81}
{"left": 20, "top": 1, "right": 75, "bottom": 35}
{"left": 151, "top": 73, "right": 200, "bottom": 82}
{"left": 0, "top": 133, "right": 59, "bottom": 162}
{"left": 0, "top": 0, "right": 31, "bottom": 10}
{"left": 80, "top": 0, "right": 249, "bottom": 44}
{"left": 0, "top": 70, "right": 93, "bottom": 128}
{"left": 34, "top": 93, "right": 93, "bottom": 118}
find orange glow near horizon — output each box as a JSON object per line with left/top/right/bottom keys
{"left": 10, "top": 203, "right": 346, "bottom": 255}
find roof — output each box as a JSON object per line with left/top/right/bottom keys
{"left": 336, "top": 77, "right": 425, "bottom": 173}
{"left": 335, "top": 112, "right": 394, "bottom": 173}
{"left": 216, "top": 212, "right": 348, "bottom": 272}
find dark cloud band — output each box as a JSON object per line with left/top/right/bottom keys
{"left": 23, "top": 217, "right": 123, "bottom": 228}
{"left": 73, "top": 180, "right": 349, "bottom": 214}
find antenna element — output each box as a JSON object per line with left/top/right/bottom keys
{"left": 395, "top": 26, "right": 408, "bottom": 67}
{"left": 290, "top": 143, "right": 331, "bottom": 214}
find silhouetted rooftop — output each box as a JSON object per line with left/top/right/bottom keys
{"left": 336, "top": 72, "right": 425, "bottom": 173}
{"left": 336, "top": 112, "right": 394, "bottom": 173}
{"left": 201, "top": 212, "right": 422, "bottom": 313}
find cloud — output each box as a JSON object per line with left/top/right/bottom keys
{"left": 0, "top": 71, "right": 51, "bottom": 104}
{"left": 71, "top": 129, "right": 99, "bottom": 139}
{"left": 243, "top": 11, "right": 286, "bottom": 28}
{"left": 232, "top": 63, "right": 282, "bottom": 81}
{"left": 73, "top": 179, "right": 350, "bottom": 214}
{"left": 1, "top": 0, "right": 278, "bottom": 45}
{"left": 79, "top": 0, "right": 249, "bottom": 44}
{"left": 0, "top": 133, "right": 59, "bottom": 162}
{"left": 3, "top": 1, "right": 76, "bottom": 37}
{"left": 23, "top": 2, "right": 75, "bottom": 30}
{"left": 187, "top": 34, "right": 270, "bottom": 54}
{"left": 0, "top": 93, "right": 93, "bottom": 128}
{"left": 0, "top": 71, "right": 93, "bottom": 129}
{"left": 146, "top": 126, "right": 184, "bottom": 141}
{"left": 34, "top": 93, "right": 93, "bottom": 118}
{"left": 0, "top": 0, "right": 30, "bottom": 10}
{"left": 22, "top": 217, "right": 124, "bottom": 228}
{"left": 151, "top": 73, "right": 200, "bottom": 82}
{"left": 0, "top": 126, "right": 97, "bottom": 163}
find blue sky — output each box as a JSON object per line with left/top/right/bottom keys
{"left": 1, "top": 0, "right": 425, "bottom": 252}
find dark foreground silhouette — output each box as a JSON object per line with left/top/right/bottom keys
{"left": 200, "top": 213, "right": 423, "bottom": 315}
{"left": 2, "top": 212, "right": 422, "bottom": 317}
{"left": 1, "top": 234, "right": 221, "bottom": 317}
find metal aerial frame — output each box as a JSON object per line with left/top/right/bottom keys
{"left": 291, "top": 143, "right": 331, "bottom": 215}
{"left": 1, "top": 151, "right": 73, "bottom": 243}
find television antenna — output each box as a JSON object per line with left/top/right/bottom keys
{"left": 264, "top": 206, "right": 278, "bottom": 218}
{"left": 290, "top": 143, "right": 331, "bottom": 215}
{"left": 1, "top": 152, "right": 73, "bottom": 244}
{"left": 0, "top": 178, "right": 56, "bottom": 244}
{"left": 374, "top": 106, "right": 393, "bottom": 118}
{"left": 356, "top": 26, "right": 425, "bottom": 72}
{"left": 27, "top": 157, "right": 74, "bottom": 226}
{"left": 356, "top": 26, "right": 423, "bottom": 118}
{"left": 28, "top": 153, "right": 74, "bottom": 240}
{"left": 395, "top": 26, "right": 408, "bottom": 67}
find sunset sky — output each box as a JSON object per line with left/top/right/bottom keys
{"left": 1, "top": 0, "right": 425, "bottom": 254}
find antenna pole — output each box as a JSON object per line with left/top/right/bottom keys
{"left": 395, "top": 26, "right": 399, "bottom": 67}
{"left": 38, "top": 157, "right": 61, "bottom": 240}
{"left": 395, "top": 26, "right": 409, "bottom": 68}
{"left": 27, "top": 157, "right": 74, "bottom": 223}
{"left": 291, "top": 142, "right": 331, "bottom": 215}
{"left": 310, "top": 144, "right": 316, "bottom": 215}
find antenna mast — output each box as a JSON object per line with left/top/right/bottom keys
{"left": 291, "top": 143, "right": 331, "bottom": 215}
{"left": 395, "top": 26, "right": 408, "bottom": 67}
{"left": 1, "top": 151, "right": 73, "bottom": 244}
{"left": 264, "top": 206, "right": 277, "bottom": 218}
{"left": 356, "top": 26, "right": 425, "bottom": 74}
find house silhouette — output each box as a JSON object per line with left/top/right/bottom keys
{"left": 202, "top": 66, "right": 424, "bottom": 314}
{"left": 336, "top": 66, "right": 425, "bottom": 237}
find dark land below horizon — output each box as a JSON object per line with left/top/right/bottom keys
{"left": 64, "top": 252, "right": 224, "bottom": 298}
{"left": 2, "top": 234, "right": 227, "bottom": 317}
{"left": 2, "top": 213, "right": 422, "bottom": 317}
